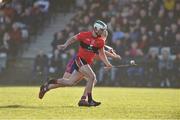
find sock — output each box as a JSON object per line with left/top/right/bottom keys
{"left": 87, "top": 93, "right": 92, "bottom": 102}
{"left": 44, "top": 85, "right": 49, "bottom": 91}
{"left": 48, "top": 79, "right": 57, "bottom": 84}
{"left": 81, "top": 96, "right": 86, "bottom": 100}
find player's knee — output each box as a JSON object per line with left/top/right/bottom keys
{"left": 89, "top": 74, "right": 96, "bottom": 81}
{"left": 93, "top": 79, "right": 97, "bottom": 85}
{"left": 67, "top": 80, "right": 75, "bottom": 86}
{"left": 48, "top": 79, "right": 57, "bottom": 84}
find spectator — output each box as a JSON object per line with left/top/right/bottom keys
{"left": 0, "top": 32, "right": 10, "bottom": 53}
{"left": 145, "top": 49, "right": 159, "bottom": 87}
{"left": 163, "top": 23, "right": 177, "bottom": 46}
{"left": 51, "top": 31, "right": 64, "bottom": 52}
{"left": 112, "top": 25, "right": 125, "bottom": 44}
{"left": 34, "top": 0, "right": 50, "bottom": 13}
{"left": 48, "top": 0, "right": 180, "bottom": 87}
{"left": 33, "top": 50, "right": 49, "bottom": 81}
{"left": 114, "top": 40, "right": 126, "bottom": 57}
{"left": 138, "top": 35, "right": 149, "bottom": 53}
{"left": 129, "top": 41, "right": 143, "bottom": 57}
{"left": 150, "top": 24, "right": 163, "bottom": 47}
{"left": 173, "top": 53, "right": 180, "bottom": 87}
{"left": 172, "top": 33, "right": 180, "bottom": 54}
{"left": 0, "top": 52, "right": 7, "bottom": 73}
{"left": 129, "top": 26, "right": 140, "bottom": 42}
{"left": 49, "top": 49, "right": 62, "bottom": 75}
{"left": 164, "top": 0, "right": 176, "bottom": 11}
{"left": 9, "top": 23, "right": 22, "bottom": 57}
{"left": 98, "top": 57, "right": 117, "bottom": 85}
{"left": 139, "top": 9, "right": 150, "bottom": 27}
{"left": 158, "top": 49, "right": 174, "bottom": 87}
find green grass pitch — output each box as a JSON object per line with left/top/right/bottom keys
{"left": 0, "top": 87, "right": 179, "bottom": 119}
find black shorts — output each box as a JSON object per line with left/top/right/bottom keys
{"left": 73, "top": 56, "right": 88, "bottom": 71}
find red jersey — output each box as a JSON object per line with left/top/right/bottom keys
{"left": 76, "top": 31, "right": 105, "bottom": 64}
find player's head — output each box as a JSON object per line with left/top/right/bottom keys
{"left": 93, "top": 20, "right": 107, "bottom": 37}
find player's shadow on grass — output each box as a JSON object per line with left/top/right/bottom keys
{"left": 0, "top": 105, "right": 77, "bottom": 109}
{"left": 61, "top": 105, "right": 77, "bottom": 108}
{"left": 0, "top": 105, "right": 39, "bottom": 109}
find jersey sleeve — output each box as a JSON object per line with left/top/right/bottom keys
{"left": 98, "top": 39, "right": 105, "bottom": 49}
{"left": 104, "top": 45, "right": 113, "bottom": 51}
{"left": 76, "top": 32, "right": 86, "bottom": 41}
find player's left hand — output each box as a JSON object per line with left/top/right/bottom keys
{"left": 57, "top": 44, "right": 67, "bottom": 50}
{"left": 104, "top": 64, "right": 113, "bottom": 71}
{"left": 115, "top": 55, "right": 121, "bottom": 60}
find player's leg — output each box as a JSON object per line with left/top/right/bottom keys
{"left": 39, "top": 55, "right": 78, "bottom": 99}
{"left": 39, "top": 71, "right": 83, "bottom": 99}
{"left": 50, "top": 71, "right": 82, "bottom": 87}
{"left": 42, "top": 72, "right": 73, "bottom": 90}
{"left": 80, "top": 78, "right": 97, "bottom": 101}
{"left": 44, "top": 72, "right": 72, "bottom": 90}
{"left": 63, "top": 71, "right": 92, "bottom": 106}
{"left": 44, "top": 58, "right": 78, "bottom": 90}
{"left": 78, "top": 78, "right": 99, "bottom": 106}
{"left": 51, "top": 71, "right": 81, "bottom": 87}
{"left": 78, "top": 64, "right": 101, "bottom": 106}
{"left": 63, "top": 56, "right": 95, "bottom": 103}
{"left": 63, "top": 72, "right": 96, "bottom": 101}
{"left": 63, "top": 72, "right": 72, "bottom": 79}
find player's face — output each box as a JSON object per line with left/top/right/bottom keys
{"left": 94, "top": 28, "right": 105, "bottom": 36}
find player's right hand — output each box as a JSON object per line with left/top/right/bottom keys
{"left": 104, "top": 64, "right": 113, "bottom": 71}
{"left": 115, "top": 55, "right": 121, "bottom": 60}
{"left": 57, "top": 44, "right": 67, "bottom": 50}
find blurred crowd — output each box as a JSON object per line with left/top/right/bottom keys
{"left": 0, "top": 0, "right": 77, "bottom": 74}
{"left": 0, "top": 0, "right": 52, "bottom": 73}
{"left": 2, "top": 0, "right": 178, "bottom": 87}
{"left": 35, "top": 0, "right": 179, "bottom": 87}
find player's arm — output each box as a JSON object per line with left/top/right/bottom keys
{"left": 98, "top": 47, "right": 112, "bottom": 67}
{"left": 57, "top": 35, "right": 78, "bottom": 50}
{"left": 102, "top": 31, "right": 121, "bottom": 59}
{"left": 103, "top": 30, "right": 108, "bottom": 39}
{"left": 105, "top": 51, "right": 120, "bottom": 59}
{"left": 104, "top": 45, "right": 121, "bottom": 60}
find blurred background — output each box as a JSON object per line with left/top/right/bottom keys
{"left": 0, "top": 0, "right": 179, "bottom": 88}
